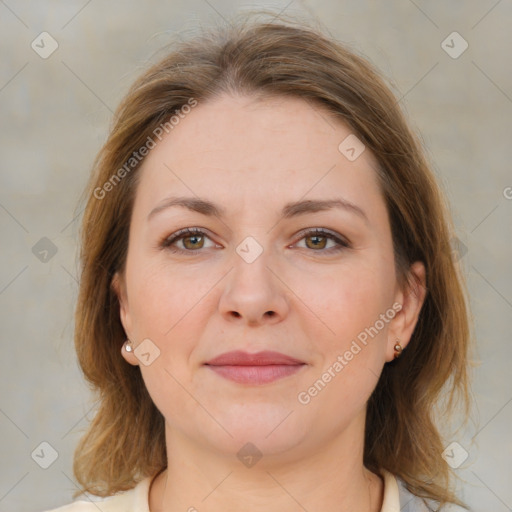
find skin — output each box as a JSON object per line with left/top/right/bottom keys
{"left": 113, "top": 93, "right": 426, "bottom": 512}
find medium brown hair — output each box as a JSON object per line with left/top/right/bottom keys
{"left": 72, "top": 10, "right": 473, "bottom": 509}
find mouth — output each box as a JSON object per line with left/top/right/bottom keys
{"left": 204, "top": 350, "right": 306, "bottom": 385}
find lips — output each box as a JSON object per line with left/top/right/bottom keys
{"left": 204, "top": 350, "right": 304, "bottom": 366}
{"left": 204, "top": 350, "right": 306, "bottom": 385}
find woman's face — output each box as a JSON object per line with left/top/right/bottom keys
{"left": 115, "top": 93, "right": 425, "bottom": 462}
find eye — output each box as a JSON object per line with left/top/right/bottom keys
{"left": 160, "top": 227, "right": 216, "bottom": 254}
{"left": 160, "top": 227, "right": 350, "bottom": 255}
{"left": 294, "top": 228, "right": 350, "bottom": 254}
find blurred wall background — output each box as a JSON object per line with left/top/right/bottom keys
{"left": 1, "top": 1, "right": 511, "bottom": 511}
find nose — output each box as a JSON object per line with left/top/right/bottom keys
{"left": 218, "top": 248, "right": 289, "bottom": 327}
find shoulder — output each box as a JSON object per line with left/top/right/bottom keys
{"left": 41, "top": 496, "right": 126, "bottom": 512}
{"left": 41, "top": 477, "right": 152, "bottom": 512}
{"left": 396, "top": 477, "right": 468, "bottom": 511}
{"left": 41, "top": 493, "right": 135, "bottom": 512}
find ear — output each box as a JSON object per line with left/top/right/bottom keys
{"left": 386, "top": 261, "right": 427, "bottom": 362}
{"left": 111, "top": 271, "right": 139, "bottom": 366}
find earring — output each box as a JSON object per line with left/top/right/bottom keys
{"left": 124, "top": 339, "right": 133, "bottom": 352}
{"left": 393, "top": 339, "right": 403, "bottom": 359}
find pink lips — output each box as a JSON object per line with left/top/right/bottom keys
{"left": 204, "top": 350, "right": 306, "bottom": 384}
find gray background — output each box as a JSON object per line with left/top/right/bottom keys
{"left": 1, "top": 1, "right": 511, "bottom": 511}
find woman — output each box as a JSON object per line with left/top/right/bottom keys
{"left": 45, "top": 11, "right": 472, "bottom": 512}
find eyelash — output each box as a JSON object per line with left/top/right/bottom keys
{"left": 159, "top": 227, "right": 351, "bottom": 255}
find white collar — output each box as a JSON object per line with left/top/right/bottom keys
{"left": 128, "top": 468, "right": 402, "bottom": 511}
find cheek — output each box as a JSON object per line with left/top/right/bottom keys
{"left": 295, "top": 259, "right": 393, "bottom": 413}
{"left": 126, "top": 254, "right": 210, "bottom": 337}
{"left": 296, "top": 268, "right": 391, "bottom": 420}
{"left": 128, "top": 261, "right": 206, "bottom": 422}
{"left": 296, "top": 257, "right": 392, "bottom": 341}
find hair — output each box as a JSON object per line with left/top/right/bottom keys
{"left": 71, "top": 9, "right": 473, "bottom": 509}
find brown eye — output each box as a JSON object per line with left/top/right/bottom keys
{"left": 181, "top": 233, "right": 205, "bottom": 250}
{"left": 305, "top": 233, "right": 328, "bottom": 250}
{"left": 160, "top": 227, "right": 350, "bottom": 255}
{"left": 296, "top": 228, "right": 350, "bottom": 254}
{"left": 161, "top": 227, "right": 215, "bottom": 253}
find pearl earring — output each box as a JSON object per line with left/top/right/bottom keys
{"left": 393, "top": 339, "right": 403, "bottom": 359}
{"left": 124, "top": 339, "right": 133, "bottom": 352}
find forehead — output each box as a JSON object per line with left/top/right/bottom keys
{"left": 133, "top": 93, "right": 384, "bottom": 220}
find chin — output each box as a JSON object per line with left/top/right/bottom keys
{"left": 202, "top": 407, "right": 312, "bottom": 458}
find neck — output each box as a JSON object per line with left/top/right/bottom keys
{"left": 149, "top": 416, "right": 384, "bottom": 512}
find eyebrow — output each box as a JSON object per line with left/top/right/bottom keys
{"left": 147, "top": 196, "right": 369, "bottom": 224}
